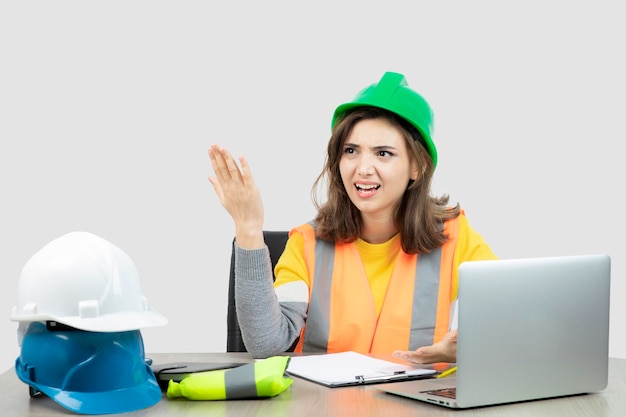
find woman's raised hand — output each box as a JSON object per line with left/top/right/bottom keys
{"left": 207, "top": 144, "right": 265, "bottom": 249}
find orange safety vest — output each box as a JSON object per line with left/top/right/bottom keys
{"left": 292, "top": 217, "right": 459, "bottom": 354}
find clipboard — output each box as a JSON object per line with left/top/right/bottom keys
{"left": 285, "top": 351, "right": 436, "bottom": 387}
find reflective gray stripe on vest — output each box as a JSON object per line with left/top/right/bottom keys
{"left": 409, "top": 247, "right": 442, "bottom": 349}
{"left": 303, "top": 238, "right": 443, "bottom": 352}
{"left": 224, "top": 364, "right": 258, "bottom": 399}
{"left": 301, "top": 238, "right": 335, "bottom": 352}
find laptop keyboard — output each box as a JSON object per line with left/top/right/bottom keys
{"left": 421, "top": 387, "right": 457, "bottom": 399}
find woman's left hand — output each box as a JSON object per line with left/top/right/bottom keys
{"left": 392, "top": 330, "right": 457, "bottom": 364}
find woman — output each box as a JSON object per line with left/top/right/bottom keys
{"left": 208, "top": 72, "right": 497, "bottom": 364}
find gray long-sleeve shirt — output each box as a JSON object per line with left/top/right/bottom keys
{"left": 234, "top": 245, "right": 307, "bottom": 358}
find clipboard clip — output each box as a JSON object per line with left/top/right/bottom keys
{"left": 355, "top": 370, "right": 408, "bottom": 383}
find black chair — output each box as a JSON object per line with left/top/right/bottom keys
{"left": 226, "top": 230, "right": 290, "bottom": 352}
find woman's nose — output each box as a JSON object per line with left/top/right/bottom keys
{"left": 357, "top": 156, "right": 374, "bottom": 176}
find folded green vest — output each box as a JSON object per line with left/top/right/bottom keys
{"left": 167, "top": 356, "right": 292, "bottom": 400}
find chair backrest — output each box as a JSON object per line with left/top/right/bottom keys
{"left": 226, "top": 230, "right": 290, "bottom": 352}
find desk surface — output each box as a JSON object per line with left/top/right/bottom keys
{"left": 1, "top": 353, "right": 625, "bottom": 417}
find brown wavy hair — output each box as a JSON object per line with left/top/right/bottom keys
{"left": 312, "top": 106, "right": 460, "bottom": 254}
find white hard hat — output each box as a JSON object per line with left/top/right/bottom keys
{"left": 11, "top": 231, "right": 167, "bottom": 332}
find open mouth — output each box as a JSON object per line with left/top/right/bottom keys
{"left": 355, "top": 184, "right": 380, "bottom": 195}
{"left": 356, "top": 184, "right": 380, "bottom": 191}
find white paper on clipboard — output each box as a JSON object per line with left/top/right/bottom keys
{"left": 286, "top": 351, "right": 436, "bottom": 387}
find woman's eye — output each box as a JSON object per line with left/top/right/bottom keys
{"left": 344, "top": 147, "right": 355, "bottom": 154}
{"left": 378, "top": 150, "right": 391, "bottom": 157}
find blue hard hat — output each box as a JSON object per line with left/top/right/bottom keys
{"left": 15, "top": 322, "right": 162, "bottom": 415}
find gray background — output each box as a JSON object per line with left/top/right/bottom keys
{"left": 1, "top": 1, "right": 624, "bottom": 372}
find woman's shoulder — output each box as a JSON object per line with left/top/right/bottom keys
{"left": 452, "top": 212, "right": 498, "bottom": 260}
{"left": 289, "top": 221, "right": 316, "bottom": 235}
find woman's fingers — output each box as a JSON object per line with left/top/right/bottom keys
{"left": 238, "top": 156, "right": 255, "bottom": 186}
{"left": 209, "top": 145, "right": 241, "bottom": 183}
{"left": 207, "top": 144, "right": 264, "bottom": 225}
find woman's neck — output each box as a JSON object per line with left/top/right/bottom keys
{"left": 360, "top": 218, "right": 399, "bottom": 244}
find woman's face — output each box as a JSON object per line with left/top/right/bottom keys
{"left": 339, "top": 117, "right": 418, "bottom": 222}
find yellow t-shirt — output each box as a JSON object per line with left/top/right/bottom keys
{"left": 273, "top": 213, "right": 497, "bottom": 316}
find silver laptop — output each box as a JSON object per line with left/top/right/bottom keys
{"left": 378, "top": 254, "right": 611, "bottom": 409}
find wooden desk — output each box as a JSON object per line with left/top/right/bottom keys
{"left": 1, "top": 353, "right": 625, "bottom": 417}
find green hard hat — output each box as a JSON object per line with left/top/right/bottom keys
{"left": 332, "top": 72, "right": 437, "bottom": 167}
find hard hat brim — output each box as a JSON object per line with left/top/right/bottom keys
{"left": 332, "top": 101, "right": 438, "bottom": 167}
{"left": 10, "top": 308, "right": 168, "bottom": 332}
{"left": 18, "top": 372, "right": 162, "bottom": 414}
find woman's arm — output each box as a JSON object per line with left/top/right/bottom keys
{"left": 234, "top": 245, "right": 306, "bottom": 358}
